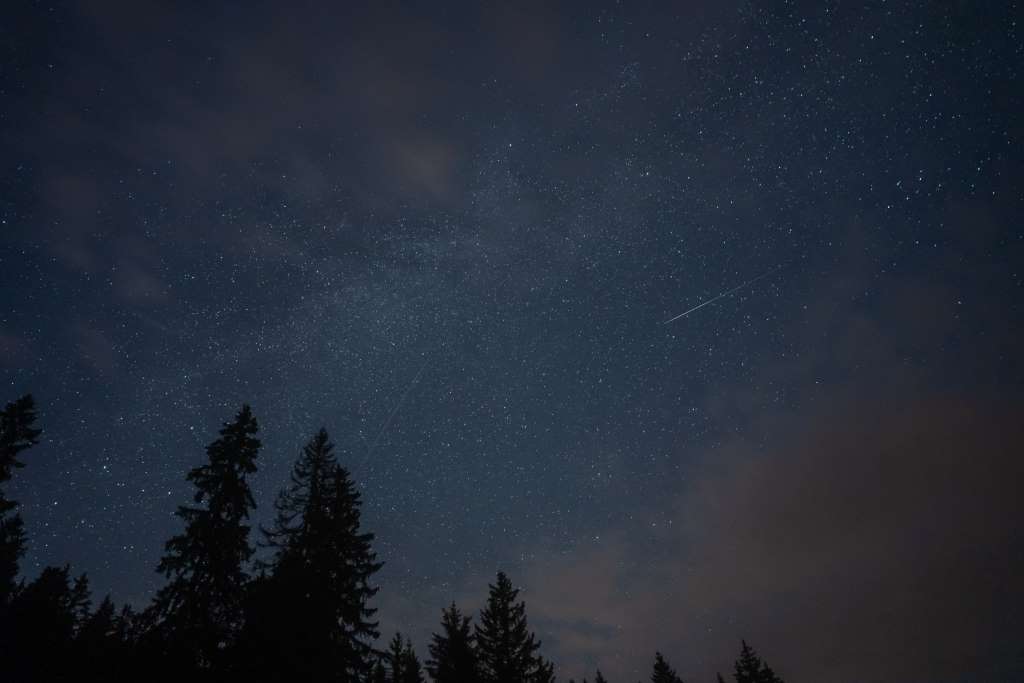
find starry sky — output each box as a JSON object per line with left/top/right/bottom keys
{"left": 1, "top": 2, "right": 1022, "bottom": 682}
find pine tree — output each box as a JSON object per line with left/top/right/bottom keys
{"left": 78, "top": 594, "right": 132, "bottom": 674}
{"left": 79, "top": 594, "right": 117, "bottom": 646}
{"left": 261, "top": 426, "right": 337, "bottom": 560}
{"left": 389, "top": 632, "right": 424, "bottom": 683}
{"left": 732, "top": 641, "right": 784, "bottom": 683}
{"left": 240, "top": 428, "right": 381, "bottom": 680}
{"left": 151, "top": 404, "right": 261, "bottom": 671}
{"left": 534, "top": 658, "right": 555, "bottom": 683}
{"left": 372, "top": 657, "right": 389, "bottom": 683}
{"left": 594, "top": 669, "right": 608, "bottom": 683}
{"left": 0, "top": 395, "right": 41, "bottom": 482}
{"left": 405, "top": 641, "right": 425, "bottom": 683}
{"left": 427, "top": 603, "right": 478, "bottom": 683}
{"left": 0, "top": 394, "right": 41, "bottom": 606}
{"left": 475, "top": 571, "right": 553, "bottom": 683}
{"left": 4, "top": 565, "right": 89, "bottom": 679}
{"left": 651, "top": 652, "right": 682, "bottom": 683}
{"left": 390, "top": 632, "right": 409, "bottom": 683}
{"left": 315, "top": 461, "right": 384, "bottom": 679}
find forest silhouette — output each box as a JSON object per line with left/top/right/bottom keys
{"left": 0, "top": 395, "right": 785, "bottom": 682}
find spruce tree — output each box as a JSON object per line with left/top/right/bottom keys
{"left": 533, "top": 660, "right": 555, "bottom": 683}
{"left": 732, "top": 641, "right": 783, "bottom": 683}
{"left": 390, "top": 632, "right": 409, "bottom": 683}
{"left": 372, "top": 657, "right": 389, "bottom": 683}
{"left": 315, "top": 460, "right": 384, "bottom": 679}
{"left": 151, "top": 404, "right": 261, "bottom": 670}
{"left": 594, "top": 669, "right": 608, "bottom": 683}
{"left": 427, "top": 603, "right": 478, "bottom": 683}
{"left": 78, "top": 594, "right": 117, "bottom": 648}
{"left": 0, "top": 395, "right": 41, "bottom": 481}
{"left": 389, "top": 632, "right": 424, "bottom": 683}
{"left": 78, "top": 594, "right": 134, "bottom": 675}
{"left": 475, "top": 571, "right": 553, "bottom": 683}
{"left": 242, "top": 428, "right": 381, "bottom": 680}
{"left": 261, "top": 426, "right": 337, "bottom": 559}
{"left": 404, "top": 642, "right": 425, "bottom": 683}
{"left": 4, "top": 565, "right": 89, "bottom": 679}
{"left": 651, "top": 652, "right": 682, "bottom": 683}
{"left": 0, "top": 394, "right": 41, "bottom": 605}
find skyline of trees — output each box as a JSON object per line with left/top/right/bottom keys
{"left": 0, "top": 394, "right": 786, "bottom": 682}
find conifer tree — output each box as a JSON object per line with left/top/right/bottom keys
{"left": 151, "top": 404, "right": 261, "bottom": 670}
{"left": 0, "top": 394, "right": 41, "bottom": 605}
{"left": 319, "top": 461, "right": 384, "bottom": 678}
{"left": 427, "top": 603, "right": 478, "bottom": 683}
{"left": 79, "top": 594, "right": 117, "bottom": 647}
{"left": 78, "top": 594, "right": 135, "bottom": 675}
{"left": 732, "top": 641, "right": 784, "bottom": 683}
{"left": 594, "top": 669, "right": 608, "bottom": 683}
{"left": 390, "top": 632, "right": 410, "bottom": 683}
{"left": 262, "top": 426, "right": 337, "bottom": 559}
{"left": 4, "top": 565, "right": 89, "bottom": 679}
{"left": 0, "top": 395, "right": 41, "bottom": 481}
{"left": 651, "top": 652, "right": 683, "bottom": 683}
{"left": 241, "top": 428, "right": 381, "bottom": 680}
{"left": 389, "top": 632, "right": 425, "bottom": 683}
{"left": 405, "top": 642, "right": 425, "bottom": 683}
{"left": 475, "top": 571, "right": 553, "bottom": 683}
{"left": 534, "top": 656, "right": 555, "bottom": 683}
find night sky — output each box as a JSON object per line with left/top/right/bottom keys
{"left": 2, "top": 2, "right": 1022, "bottom": 682}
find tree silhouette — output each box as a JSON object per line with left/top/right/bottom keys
{"left": 427, "top": 602, "right": 478, "bottom": 683}
{"left": 388, "top": 632, "right": 425, "bottom": 683}
{"left": 373, "top": 656, "right": 390, "bottom": 683}
{"left": 79, "top": 594, "right": 117, "bottom": 644}
{"left": 150, "top": 404, "right": 261, "bottom": 672}
{"left": 4, "top": 564, "right": 90, "bottom": 679}
{"left": 77, "top": 594, "right": 139, "bottom": 677}
{"left": 534, "top": 655, "right": 555, "bottom": 683}
{"left": 475, "top": 571, "right": 554, "bottom": 683}
{"left": 0, "top": 395, "right": 41, "bottom": 481}
{"left": 0, "top": 394, "right": 41, "bottom": 606}
{"left": 651, "top": 652, "right": 683, "bottom": 683}
{"left": 240, "top": 428, "right": 381, "bottom": 680}
{"left": 261, "top": 427, "right": 337, "bottom": 559}
{"left": 732, "top": 641, "right": 784, "bottom": 683}
{"left": 0, "top": 394, "right": 800, "bottom": 683}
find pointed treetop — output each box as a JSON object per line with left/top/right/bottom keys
{"left": 476, "top": 571, "right": 550, "bottom": 683}
{"left": 652, "top": 652, "right": 683, "bottom": 683}
{"left": 733, "top": 640, "right": 784, "bottom": 683}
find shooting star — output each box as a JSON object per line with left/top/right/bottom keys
{"left": 663, "top": 266, "right": 781, "bottom": 325}
{"left": 366, "top": 356, "right": 430, "bottom": 456}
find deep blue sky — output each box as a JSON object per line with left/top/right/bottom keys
{"left": 2, "top": 3, "right": 1022, "bottom": 682}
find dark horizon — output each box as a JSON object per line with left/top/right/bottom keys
{"left": 2, "top": 2, "right": 1022, "bottom": 682}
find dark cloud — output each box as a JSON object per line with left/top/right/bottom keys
{"left": 521, "top": 381, "right": 1023, "bottom": 682}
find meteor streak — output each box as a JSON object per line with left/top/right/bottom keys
{"left": 366, "top": 356, "right": 429, "bottom": 455}
{"left": 663, "top": 266, "right": 780, "bottom": 325}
